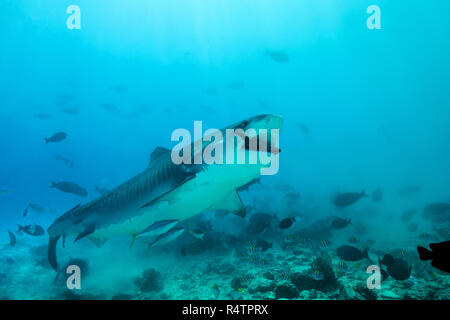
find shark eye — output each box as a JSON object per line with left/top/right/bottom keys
{"left": 242, "top": 121, "right": 248, "bottom": 127}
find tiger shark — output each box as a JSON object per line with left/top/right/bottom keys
{"left": 47, "top": 114, "right": 283, "bottom": 271}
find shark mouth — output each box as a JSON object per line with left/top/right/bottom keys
{"left": 242, "top": 135, "right": 280, "bottom": 154}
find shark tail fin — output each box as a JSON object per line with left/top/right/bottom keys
{"left": 45, "top": 138, "right": 49, "bottom": 144}
{"left": 50, "top": 181, "right": 56, "bottom": 188}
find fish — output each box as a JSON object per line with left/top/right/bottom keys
{"left": 188, "top": 227, "right": 205, "bottom": 240}
{"left": 211, "top": 283, "right": 220, "bottom": 299}
{"left": 246, "top": 212, "right": 275, "bottom": 234}
{"left": 45, "top": 132, "right": 67, "bottom": 144}
{"left": 348, "top": 236, "right": 359, "bottom": 244}
{"left": 333, "top": 190, "right": 367, "bottom": 207}
{"left": 397, "top": 185, "right": 421, "bottom": 196}
{"left": 284, "top": 192, "right": 301, "bottom": 205}
{"left": 337, "top": 261, "right": 348, "bottom": 270}
{"left": 54, "top": 154, "right": 74, "bottom": 168}
{"left": 331, "top": 218, "right": 351, "bottom": 229}
{"left": 129, "top": 219, "right": 179, "bottom": 248}
{"left": 386, "top": 258, "right": 411, "bottom": 280}
{"left": 311, "top": 269, "right": 324, "bottom": 281}
{"left": 336, "top": 245, "right": 369, "bottom": 262}
{"left": 422, "top": 202, "right": 450, "bottom": 224}
{"left": 401, "top": 209, "right": 417, "bottom": 222}
{"left": 279, "top": 217, "right": 296, "bottom": 229}
{"left": 28, "top": 203, "right": 45, "bottom": 213}
{"left": 60, "top": 106, "right": 81, "bottom": 115}
{"left": 264, "top": 49, "right": 290, "bottom": 63}
{"left": 296, "top": 123, "right": 309, "bottom": 134}
{"left": 22, "top": 207, "right": 30, "bottom": 218}
{"left": 17, "top": 224, "right": 45, "bottom": 237}
{"left": 417, "top": 241, "right": 450, "bottom": 273}
{"left": 255, "top": 239, "right": 272, "bottom": 252}
{"left": 145, "top": 227, "right": 186, "bottom": 249}
{"left": 46, "top": 114, "right": 284, "bottom": 271}
{"left": 50, "top": 181, "right": 88, "bottom": 197}
{"left": 284, "top": 234, "right": 297, "bottom": 244}
{"left": 8, "top": 230, "right": 16, "bottom": 247}
{"left": 34, "top": 112, "right": 52, "bottom": 119}
{"left": 0, "top": 188, "right": 13, "bottom": 195}
{"left": 371, "top": 188, "right": 383, "bottom": 202}
{"left": 320, "top": 239, "right": 331, "bottom": 248}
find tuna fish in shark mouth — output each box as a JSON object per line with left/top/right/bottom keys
{"left": 47, "top": 114, "right": 283, "bottom": 271}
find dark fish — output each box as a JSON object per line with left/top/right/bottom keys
{"left": 336, "top": 245, "right": 369, "bottom": 262}
{"left": 34, "top": 112, "right": 52, "bottom": 119}
{"left": 22, "top": 206, "right": 30, "bottom": 217}
{"left": 264, "top": 49, "right": 290, "bottom": 63}
{"left": 60, "top": 106, "right": 80, "bottom": 115}
{"left": 386, "top": 258, "right": 411, "bottom": 280}
{"left": 371, "top": 188, "right": 383, "bottom": 202}
{"left": 279, "top": 217, "right": 296, "bottom": 229}
{"left": 401, "top": 209, "right": 417, "bottom": 222}
{"left": 255, "top": 239, "right": 272, "bottom": 252}
{"left": 417, "top": 241, "right": 450, "bottom": 273}
{"left": 45, "top": 132, "right": 67, "bottom": 144}
{"left": 422, "top": 202, "right": 450, "bottom": 224}
{"left": 397, "top": 185, "right": 421, "bottom": 196}
{"left": 8, "top": 230, "right": 16, "bottom": 247}
{"left": 380, "top": 253, "right": 395, "bottom": 267}
{"left": 246, "top": 213, "right": 274, "bottom": 234}
{"left": 333, "top": 190, "right": 367, "bottom": 207}
{"left": 28, "top": 203, "right": 45, "bottom": 213}
{"left": 54, "top": 154, "right": 74, "bottom": 168}
{"left": 296, "top": 123, "right": 309, "bottom": 134}
{"left": 50, "top": 181, "right": 88, "bottom": 197}
{"left": 17, "top": 224, "right": 45, "bottom": 237}
{"left": 331, "top": 218, "right": 352, "bottom": 229}
{"left": 0, "top": 188, "right": 13, "bottom": 195}
{"left": 348, "top": 236, "right": 359, "bottom": 244}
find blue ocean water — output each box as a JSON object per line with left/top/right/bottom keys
{"left": 0, "top": 0, "right": 449, "bottom": 300}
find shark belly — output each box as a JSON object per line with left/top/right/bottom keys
{"left": 90, "top": 163, "right": 260, "bottom": 241}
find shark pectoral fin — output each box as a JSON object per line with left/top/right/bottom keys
{"left": 88, "top": 236, "right": 108, "bottom": 248}
{"left": 75, "top": 224, "right": 95, "bottom": 242}
{"left": 210, "top": 190, "right": 246, "bottom": 218}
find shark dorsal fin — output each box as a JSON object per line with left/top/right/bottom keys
{"left": 209, "top": 190, "right": 246, "bottom": 218}
{"left": 150, "top": 147, "right": 171, "bottom": 166}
